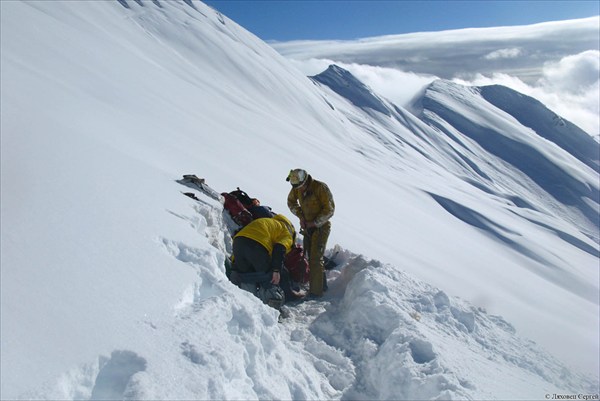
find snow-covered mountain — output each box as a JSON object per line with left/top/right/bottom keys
{"left": 1, "top": 1, "right": 598, "bottom": 399}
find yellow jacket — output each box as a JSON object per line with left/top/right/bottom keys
{"left": 287, "top": 175, "right": 335, "bottom": 227}
{"left": 234, "top": 214, "right": 295, "bottom": 255}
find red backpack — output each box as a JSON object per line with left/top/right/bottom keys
{"left": 284, "top": 244, "right": 309, "bottom": 283}
{"left": 221, "top": 192, "right": 253, "bottom": 227}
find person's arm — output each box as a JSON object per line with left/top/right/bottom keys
{"left": 287, "top": 188, "right": 303, "bottom": 218}
{"left": 270, "top": 243, "right": 286, "bottom": 284}
{"left": 313, "top": 183, "right": 335, "bottom": 227}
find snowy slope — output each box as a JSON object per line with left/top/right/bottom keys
{"left": 309, "top": 65, "right": 600, "bottom": 378}
{"left": 419, "top": 80, "right": 599, "bottom": 235}
{"left": 1, "top": 0, "right": 598, "bottom": 399}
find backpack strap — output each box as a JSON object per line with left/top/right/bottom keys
{"left": 278, "top": 218, "right": 296, "bottom": 243}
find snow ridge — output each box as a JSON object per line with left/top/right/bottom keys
{"left": 419, "top": 80, "right": 599, "bottom": 238}
{"left": 478, "top": 85, "right": 600, "bottom": 173}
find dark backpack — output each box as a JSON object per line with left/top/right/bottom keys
{"left": 248, "top": 205, "right": 276, "bottom": 219}
{"left": 229, "top": 187, "right": 254, "bottom": 208}
{"left": 284, "top": 244, "right": 309, "bottom": 284}
{"left": 227, "top": 187, "right": 277, "bottom": 220}
{"left": 221, "top": 192, "right": 253, "bottom": 227}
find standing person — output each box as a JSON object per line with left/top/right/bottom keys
{"left": 286, "top": 169, "right": 335, "bottom": 298}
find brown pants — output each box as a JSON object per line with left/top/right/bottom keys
{"left": 304, "top": 222, "right": 331, "bottom": 297}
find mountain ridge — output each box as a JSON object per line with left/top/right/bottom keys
{"left": 418, "top": 79, "right": 599, "bottom": 237}
{"left": 479, "top": 84, "right": 600, "bottom": 172}
{"left": 311, "top": 64, "right": 598, "bottom": 237}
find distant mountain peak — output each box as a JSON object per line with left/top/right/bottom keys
{"left": 310, "top": 64, "right": 391, "bottom": 115}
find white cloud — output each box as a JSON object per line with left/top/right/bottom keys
{"left": 337, "top": 63, "right": 438, "bottom": 108}
{"left": 274, "top": 18, "right": 600, "bottom": 137}
{"left": 484, "top": 48, "right": 523, "bottom": 60}
{"left": 273, "top": 17, "right": 599, "bottom": 83}
{"left": 540, "top": 50, "right": 600, "bottom": 93}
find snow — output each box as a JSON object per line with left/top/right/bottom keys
{"left": 1, "top": 0, "right": 598, "bottom": 399}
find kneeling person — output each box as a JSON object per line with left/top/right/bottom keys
{"left": 231, "top": 214, "right": 295, "bottom": 309}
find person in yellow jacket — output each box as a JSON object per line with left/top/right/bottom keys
{"left": 286, "top": 169, "right": 335, "bottom": 298}
{"left": 231, "top": 214, "right": 295, "bottom": 307}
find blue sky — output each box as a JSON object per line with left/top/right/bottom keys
{"left": 204, "top": 0, "right": 600, "bottom": 41}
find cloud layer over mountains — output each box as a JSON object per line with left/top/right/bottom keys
{"left": 272, "top": 17, "right": 600, "bottom": 138}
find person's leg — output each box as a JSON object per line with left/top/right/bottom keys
{"left": 232, "top": 237, "right": 271, "bottom": 299}
{"left": 236, "top": 238, "right": 283, "bottom": 308}
{"left": 233, "top": 237, "right": 270, "bottom": 273}
{"left": 239, "top": 282, "right": 259, "bottom": 296}
{"left": 232, "top": 237, "right": 252, "bottom": 274}
{"left": 306, "top": 223, "right": 331, "bottom": 297}
{"left": 303, "top": 231, "right": 316, "bottom": 295}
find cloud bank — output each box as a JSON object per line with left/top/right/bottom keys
{"left": 273, "top": 17, "right": 600, "bottom": 137}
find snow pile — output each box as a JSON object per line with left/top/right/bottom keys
{"left": 308, "top": 253, "right": 596, "bottom": 400}
{"left": 1, "top": 0, "right": 598, "bottom": 398}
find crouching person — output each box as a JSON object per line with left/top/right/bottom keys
{"left": 229, "top": 214, "right": 295, "bottom": 310}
